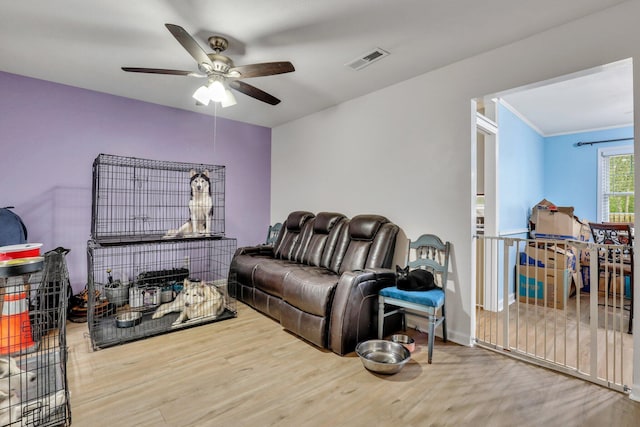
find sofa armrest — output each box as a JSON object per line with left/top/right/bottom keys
{"left": 328, "top": 267, "right": 396, "bottom": 355}
{"left": 234, "top": 245, "right": 275, "bottom": 257}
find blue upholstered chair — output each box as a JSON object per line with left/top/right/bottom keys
{"left": 378, "top": 234, "right": 450, "bottom": 363}
{"left": 266, "top": 222, "right": 282, "bottom": 245}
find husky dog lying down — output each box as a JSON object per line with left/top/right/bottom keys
{"left": 0, "top": 357, "right": 66, "bottom": 427}
{"left": 152, "top": 278, "right": 225, "bottom": 326}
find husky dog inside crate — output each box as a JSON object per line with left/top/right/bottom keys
{"left": 151, "top": 278, "right": 224, "bottom": 326}
{"left": 0, "top": 357, "right": 66, "bottom": 426}
{"left": 165, "top": 169, "right": 213, "bottom": 237}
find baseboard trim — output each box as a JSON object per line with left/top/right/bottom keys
{"left": 405, "top": 316, "right": 471, "bottom": 347}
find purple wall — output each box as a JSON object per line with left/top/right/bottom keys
{"left": 0, "top": 71, "right": 271, "bottom": 292}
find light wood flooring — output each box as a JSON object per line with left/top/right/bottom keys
{"left": 66, "top": 302, "right": 640, "bottom": 427}
{"left": 476, "top": 292, "right": 634, "bottom": 388}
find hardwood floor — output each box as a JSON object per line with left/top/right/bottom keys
{"left": 66, "top": 303, "right": 640, "bottom": 427}
{"left": 476, "top": 292, "right": 634, "bottom": 389}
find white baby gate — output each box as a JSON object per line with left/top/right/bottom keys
{"left": 474, "top": 235, "right": 633, "bottom": 393}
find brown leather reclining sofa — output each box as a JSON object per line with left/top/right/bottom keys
{"left": 229, "top": 211, "right": 399, "bottom": 355}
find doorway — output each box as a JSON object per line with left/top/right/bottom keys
{"left": 472, "top": 58, "right": 635, "bottom": 393}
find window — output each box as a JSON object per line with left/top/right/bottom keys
{"left": 598, "top": 146, "right": 634, "bottom": 223}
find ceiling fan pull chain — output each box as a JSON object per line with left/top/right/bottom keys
{"left": 212, "top": 103, "right": 218, "bottom": 157}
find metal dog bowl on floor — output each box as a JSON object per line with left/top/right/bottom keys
{"left": 115, "top": 311, "right": 142, "bottom": 328}
{"left": 391, "top": 334, "right": 416, "bottom": 353}
{"left": 356, "top": 339, "right": 411, "bottom": 375}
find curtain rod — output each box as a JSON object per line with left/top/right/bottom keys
{"left": 576, "top": 137, "right": 633, "bottom": 147}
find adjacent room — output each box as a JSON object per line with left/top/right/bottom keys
{"left": 1, "top": 1, "right": 639, "bottom": 426}
{"left": 475, "top": 58, "right": 636, "bottom": 391}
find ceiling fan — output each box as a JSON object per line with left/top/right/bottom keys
{"left": 122, "top": 23, "right": 295, "bottom": 107}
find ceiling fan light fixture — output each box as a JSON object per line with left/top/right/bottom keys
{"left": 221, "top": 89, "right": 237, "bottom": 108}
{"left": 209, "top": 79, "right": 227, "bottom": 102}
{"left": 192, "top": 85, "right": 211, "bottom": 105}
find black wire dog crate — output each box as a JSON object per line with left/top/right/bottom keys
{"left": 0, "top": 249, "right": 71, "bottom": 426}
{"left": 91, "top": 154, "right": 226, "bottom": 243}
{"left": 87, "top": 238, "right": 237, "bottom": 349}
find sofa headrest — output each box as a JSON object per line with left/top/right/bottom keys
{"left": 285, "top": 211, "right": 315, "bottom": 232}
{"left": 348, "top": 214, "right": 388, "bottom": 240}
{"left": 313, "top": 212, "right": 345, "bottom": 234}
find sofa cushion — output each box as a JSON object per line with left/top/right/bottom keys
{"left": 320, "top": 218, "right": 347, "bottom": 268}
{"left": 253, "top": 260, "right": 299, "bottom": 298}
{"left": 379, "top": 286, "right": 445, "bottom": 307}
{"left": 282, "top": 268, "right": 339, "bottom": 316}
{"left": 301, "top": 212, "right": 346, "bottom": 267}
{"left": 230, "top": 253, "right": 269, "bottom": 286}
{"left": 338, "top": 241, "right": 371, "bottom": 274}
{"left": 365, "top": 222, "right": 399, "bottom": 269}
{"left": 274, "top": 211, "right": 314, "bottom": 260}
{"left": 349, "top": 214, "right": 384, "bottom": 240}
{"left": 291, "top": 218, "right": 314, "bottom": 263}
{"left": 338, "top": 215, "right": 390, "bottom": 274}
{"left": 314, "top": 211, "right": 345, "bottom": 234}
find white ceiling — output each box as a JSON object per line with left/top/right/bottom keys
{"left": 501, "top": 58, "right": 634, "bottom": 136}
{"left": 0, "top": 0, "right": 632, "bottom": 130}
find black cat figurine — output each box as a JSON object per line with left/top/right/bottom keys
{"left": 396, "top": 265, "right": 437, "bottom": 292}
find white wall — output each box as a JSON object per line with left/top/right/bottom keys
{"left": 272, "top": 1, "right": 640, "bottom": 395}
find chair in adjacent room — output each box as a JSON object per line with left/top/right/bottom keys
{"left": 588, "top": 222, "right": 633, "bottom": 334}
{"left": 265, "top": 222, "right": 282, "bottom": 245}
{"left": 378, "top": 234, "right": 451, "bottom": 363}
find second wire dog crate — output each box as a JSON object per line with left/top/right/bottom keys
{"left": 87, "top": 238, "right": 237, "bottom": 349}
{"left": 91, "top": 154, "right": 226, "bottom": 243}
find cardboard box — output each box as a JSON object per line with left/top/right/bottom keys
{"left": 517, "top": 265, "right": 571, "bottom": 309}
{"left": 531, "top": 209, "right": 590, "bottom": 241}
{"left": 522, "top": 244, "right": 576, "bottom": 271}
{"left": 529, "top": 199, "right": 590, "bottom": 241}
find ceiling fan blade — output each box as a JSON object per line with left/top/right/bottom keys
{"left": 230, "top": 62, "right": 295, "bottom": 79}
{"left": 164, "top": 23, "right": 213, "bottom": 67}
{"left": 121, "top": 67, "right": 205, "bottom": 77}
{"left": 229, "top": 80, "right": 281, "bottom": 105}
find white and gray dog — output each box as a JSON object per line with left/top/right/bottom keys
{"left": 166, "top": 169, "right": 213, "bottom": 237}
{"left": 0, "top": 357, "right": 66, "bottom": 426}
{"left": 152, "top": 278, "right": 225, "bottom": 326}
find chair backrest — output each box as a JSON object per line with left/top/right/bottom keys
{"left": 588, "top": 222, "right": 633, "bottom": 262}
{"left": 407, "top": 234, "right": 451, "bottom": 289}
{"left": 266, "top": 222, "right": 283, "bottom": 245}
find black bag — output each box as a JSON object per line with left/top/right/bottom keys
{"left": 0, "top": 206, "right": 27, "bottom": 246}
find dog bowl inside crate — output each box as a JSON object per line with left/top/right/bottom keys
{"left": 104, "top": 281, "right": 130, "bottom": 307}
{"left": 115, "top": 311, "right": 142, "bottom": 328}
{"left": 355, "top": 339, "right": 411, "bottom": 375}
{"left": 160, "top": 286, "right": 174, "bottom": 303}
{"left": 391, "top": 334, "right": 416, "bottom": 353}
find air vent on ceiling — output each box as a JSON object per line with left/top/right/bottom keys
{"left": 345, "top": 48, "right": 390, "bottom": 71}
